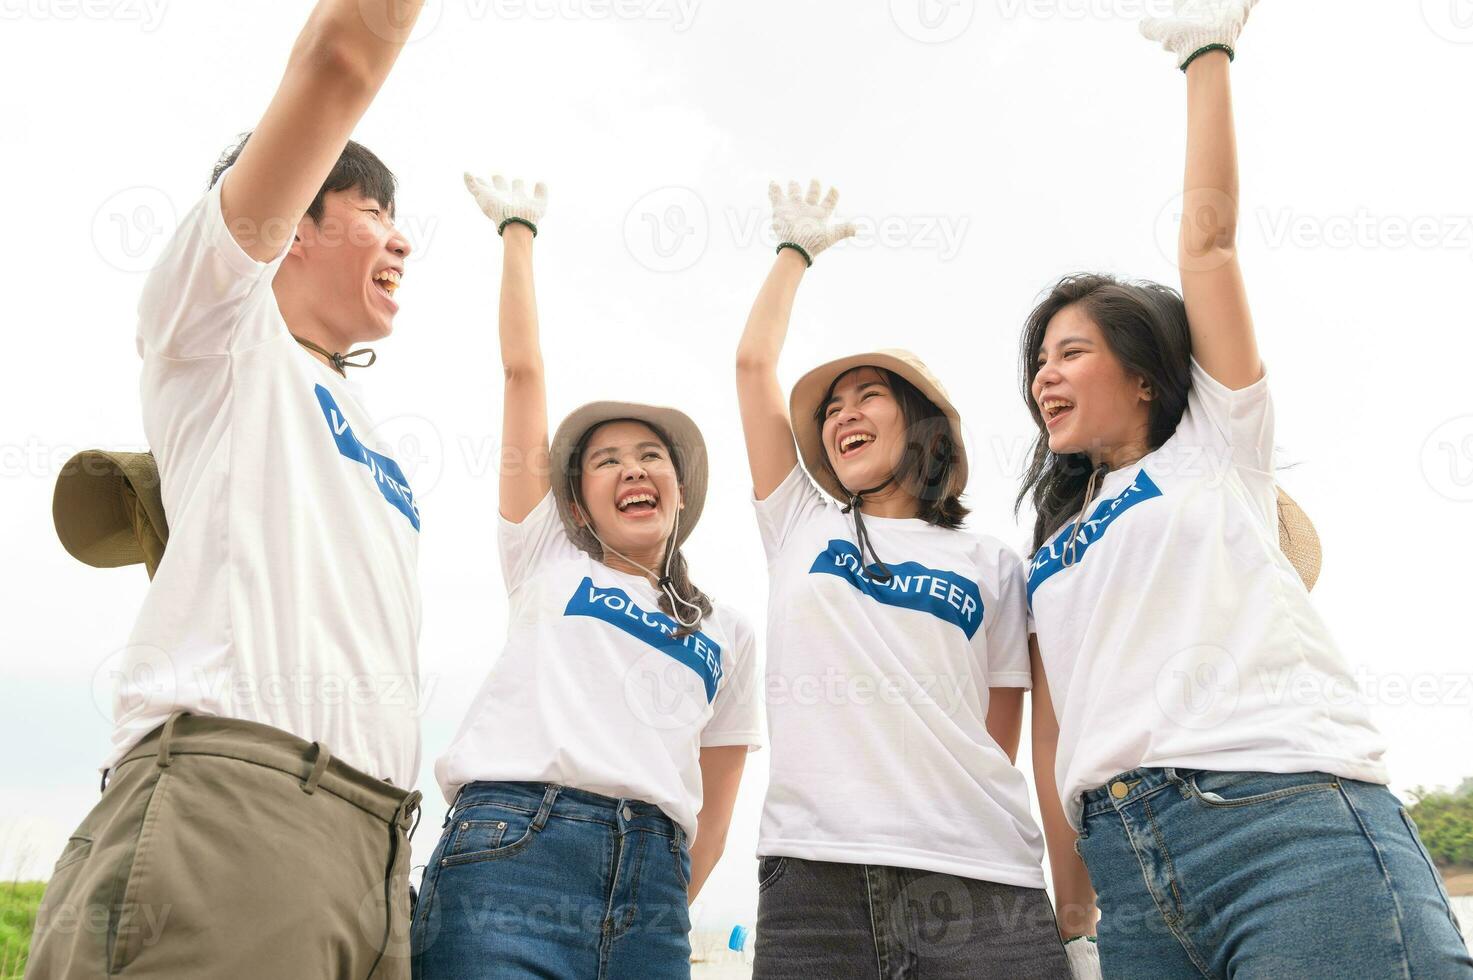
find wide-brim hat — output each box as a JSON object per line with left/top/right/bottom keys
{"left": 789, "top": 348, "right": 967, "bottom": 504}
{"left": 1277, "top": 488, "right": 1322, "bottom": 592}
{"left": 549, "top": 402, "right": 708, "bottom": 551}
{"left": 53, "top": 450, "right": 169, "bottom": 578}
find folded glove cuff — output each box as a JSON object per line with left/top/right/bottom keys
{"left": 499, "top": 216, "right": 540, "bottom": 238}
{"left": 1180, "top": 41, "right": 1235, "bottom": 71}
{"left": 776, "top": 242, "right": 814, "bottom": 267}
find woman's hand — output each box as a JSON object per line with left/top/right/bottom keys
{"left": 1141, "top": 0, "right": 1258, "bottom": 71}
{"left": 464, "top": 173, "right": 549, "bottom": 237}
{"left": 768, "top": 179, "right": 857, "bottom": 267}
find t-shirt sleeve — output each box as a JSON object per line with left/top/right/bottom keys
{"left": 983, "top": 543, "right": 1032, "bottom": 690}
{"left": 1173, "top": 357, "right": 1274, "bottom": 474}
{"left": 751, "top": 464, "right": 828, "bottom": 561}
{"left": 701, "top": 611, "right": 765, "bottom": 751}
{"left": 497, "top": 491, "right": 583, "bottom": 594}
{"left": 135, "top": 166, "right": 292, "bottom": 360}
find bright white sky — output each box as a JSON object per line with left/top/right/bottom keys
{"left": 3, "top": 0, "right": 1472, "bottom": 932}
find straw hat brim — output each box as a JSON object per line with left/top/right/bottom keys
{"left": 53, "top": 450, "right": 169, "bottom": 573}
{"left": 1277, "top": 487, "right": 1322, "bottom": 592}
{"left": 789, "top": 349, "right": 967, "bottom": 503}
{"left": 549, "top": 402, "right": 708, "bottom": 550}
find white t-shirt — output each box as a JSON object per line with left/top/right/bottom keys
{"left": 1027, "top": 359, "right": 1388, "bottom": 829}
{"left": 114, "top": 169, "right": 423, "bottom": 787}
{"left": 434, "top": 491, "right": 763, "bottom": 841}
{"left": 753, "top": 465, "right": 1046, "bottom": 888}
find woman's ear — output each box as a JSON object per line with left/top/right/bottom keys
{"left": 1137, "top": 376, "right": 1155, "bottom": 402}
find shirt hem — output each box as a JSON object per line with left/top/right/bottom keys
{"left": 755, "top": 838, "right": 1045, "bottom": 889}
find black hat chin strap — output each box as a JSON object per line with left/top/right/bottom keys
{"left": 292, "top": 334, "right": 377, "bottom": 376}
{"left": 840, "top": 474, "right": 896, "bottom": 584}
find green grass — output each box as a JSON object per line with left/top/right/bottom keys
{"left": 0, "top": 882, "right": 44, "bottom": 979}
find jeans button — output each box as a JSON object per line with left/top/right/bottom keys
{"left": 1110, "top": 781, "right": 1130, "bottom": 799}
{"left": 621, "top": 805, "right": 633, "bottom": 821}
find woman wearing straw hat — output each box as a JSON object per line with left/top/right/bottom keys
{"left": 1018, "top": 3, "right": 1473, "bottom": 976}
{"left": 735, "top": 180, "right": 1073, "bottom": 977}
{"left": 409, "top": 176, "right": 763, "bottom": 980}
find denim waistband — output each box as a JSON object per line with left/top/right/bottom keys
{"left": 1081, "top": 766, "right": 1202, "bottom": 820}
{"left": 452, "top": 780, "right": 680, "bottom": 840}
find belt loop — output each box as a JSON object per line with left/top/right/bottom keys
{"left": 442, "top": 784, "right": 465, "bottom": 829}
{"left": 531, "top": 784, "right": 561, "bottom": 832}
{"left": 400, "top": 790, "right": 424, "bottom": 841}
{"left": 156, "top": 710, "right": 186, "bottom": 769}
{"left": 301, "top": 742, "right": 331, "bottom": 794}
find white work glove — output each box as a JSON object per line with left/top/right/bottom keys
{"left": 768, "top": 179, "right": 857, "bottom": 267}
{"left": 1064, "top": 936, "right": 1102, "bottom": 980}
{"left": 1140, "top": 0, "right": 1258, "bottom": 71}
{"left": 463, "top": 173, "right": 548, "bottom": 237}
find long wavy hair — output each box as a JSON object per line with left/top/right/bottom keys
{"left": 567, "top": 419, "right": 713, "bottom": 637}
{"left": 1015, "top": 274, "right": 1194, "bottom": 552}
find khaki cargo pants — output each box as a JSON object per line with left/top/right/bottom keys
{"left": 26, "top": 712, "right": 421, "bottom": 979}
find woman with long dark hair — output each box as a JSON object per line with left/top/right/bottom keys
{"left": 409, "top": 175, "right": 763, "bottom": 979}
{"left": 1019, "top": 3, "right": 1473, "bottom": 975}
{"left": 736, "top": 180, "right": 1074, "bottom": 977}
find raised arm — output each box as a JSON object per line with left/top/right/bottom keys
{"left": 735, "top": 180, "right": 856, "bottom": 500}
{"left": 1143, "top": 0, "right": 1263, "bottom": 390}
{"left": 465, "top": 175, "right": 552, "bottom": 522}
{"left": 223, "top": 0, "right": 426, "bottom": 262}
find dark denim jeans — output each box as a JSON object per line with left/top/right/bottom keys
{"left": 1078, "top": 767, "right": 1473, "bottom": 978}
{"left": 410, "top": 781, "right": 692, "bottom": 980}
{"left": 752, "top": 856, "right": 1070, "bottom": 979}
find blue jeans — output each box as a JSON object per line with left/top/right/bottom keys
{"left": 1077, "top": 767, "right": 1473, "bottom": 978}
{"left": 410, "top": 781, "right": 693, "bottom": 980}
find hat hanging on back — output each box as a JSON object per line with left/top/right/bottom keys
{"left": 53, "top": 450, "right": 170, "bottom": 578}
{"left": 1276, "top": 488, "right": 1322, "bottom": 592}
{"left": 549, "top": 401, "right": 708, "bottom": 625}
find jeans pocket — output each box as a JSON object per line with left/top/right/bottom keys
{"left": 1398, "top": 806, "right": 1465, "bottom": 938}
{"left": 1188, "top": 770, "right": 1340, "bottom": 809}
{"left": 757, "top": 856, "right": 787, "bottom": 894}
{"left": 440, "top": 802, "right": 538, "bottom": 867}
{"left": 673, "top": 838, "right": 692, "bottom": 891}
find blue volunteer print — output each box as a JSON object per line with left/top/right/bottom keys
{"left": 564, "top": 577, "right": 723, "bottom": 702}
{"left": 808, "top": 540, "right": 984, "bottom": 639}
{"left": 1027, "top": 468, "right": 1162, "bottom": 606}
{"left": 313, "top": 384, "right": 421, "bottom": 531}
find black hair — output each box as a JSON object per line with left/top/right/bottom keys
{"left": 569, "top": 418, "right": 713, "bottom": 637}
{"left": 1015, "top": 273, "right": 1193, "bottom": 552}
{"left": 209, "top": 132, "right": 398, "bottom": 223}
{"left": 812, "top": 366, "right": 969, "bottom": 529}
